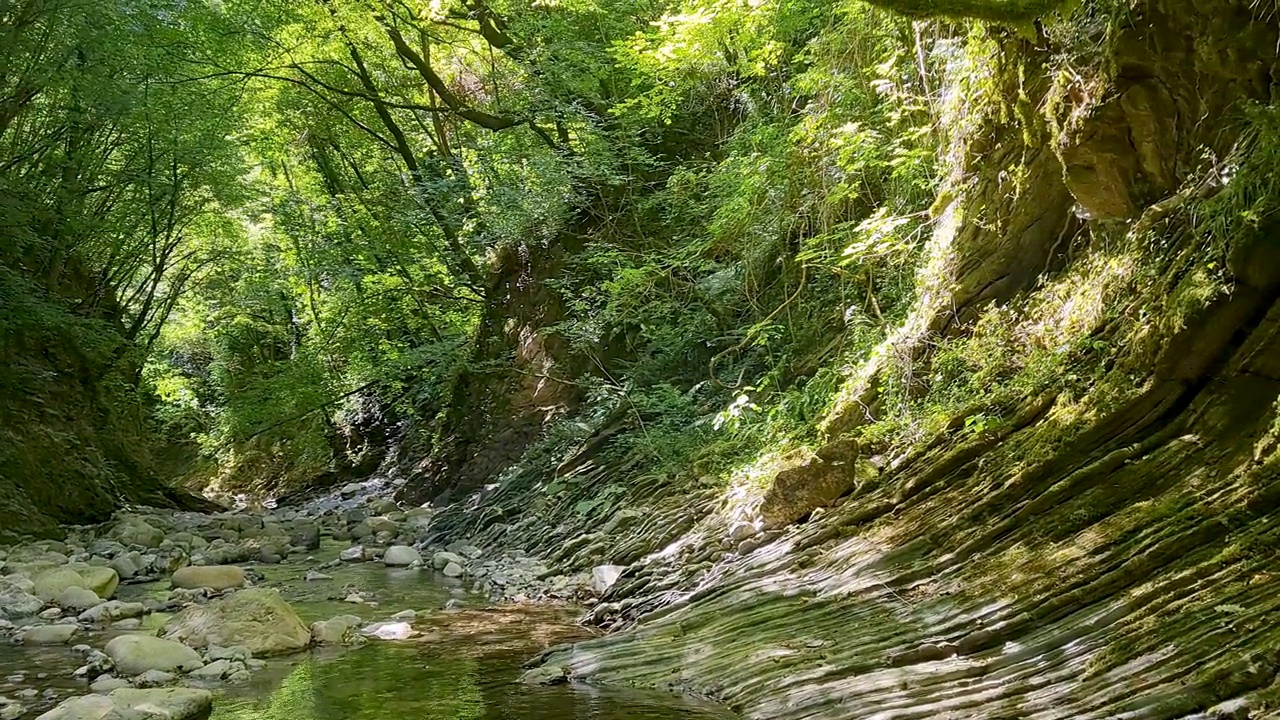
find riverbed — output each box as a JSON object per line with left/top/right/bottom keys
{"left": 0, "top": 539, "right": 733, "bottom": 720}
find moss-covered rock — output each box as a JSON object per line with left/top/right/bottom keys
{"left": 162, "top": 588, "right": 310, "bottom": 656}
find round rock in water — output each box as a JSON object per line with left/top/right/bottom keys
{"left": 360, "top": 621, "right": 416, "bottom": 640}
{"left": 103, "top": 635, "right": 205, "bottom": 676}
{"left": 171, "top": 565, "right": 247, "bottom": 591}
{"left": 21, "top": 625, "right": 78, "bottom": 645}
{"left": 382, "top": 546, "right": 421, "bottom": 567}
{"left": 162, "top": 588, "right": 311, "bottom": 656}
{"left": 310, "top": 617, "right": 358, "bottom": 645}
{"left": 431, "top": 551, "right": 463, "bottom": 570}
{"left": 56, "top": 586, "right": 101, "bottom": 611}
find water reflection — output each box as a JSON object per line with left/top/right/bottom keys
{"left": 208, "top": 543, "right": 732, "bottom": 720}
{"left": 211, "top": 639, "right": 732, "bottom": 720}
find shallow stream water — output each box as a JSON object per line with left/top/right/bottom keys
{"left": 0, "top": 543, "right": 734, "bottom": 720}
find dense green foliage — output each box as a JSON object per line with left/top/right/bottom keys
{"left": 5, "top": 0, "right": 1274, "bottom": 506}
{"left": 129, "top": 0, "right": 948, "bottom": 493}
{"left": 0, "top": 0, "right": 248, "bottom": 526}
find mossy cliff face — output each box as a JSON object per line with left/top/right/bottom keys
{"left": 427, "top": 1, "right": 1280, "bottom": 717}
{"left": 0, "top": 251, "right": 214, "bottom": 539}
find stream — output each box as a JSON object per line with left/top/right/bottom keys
{"left": 0, "top": 539, "right": 734, "bottom": 720}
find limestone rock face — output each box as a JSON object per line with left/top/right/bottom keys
{"left": 171, "top": 565, "right": 246, "bottom": 591}
{"left": 103, "top": 635, "right": 205, "bottom": 675}
{"left": 162, "top": 588, "right": 310, "bottom": 656}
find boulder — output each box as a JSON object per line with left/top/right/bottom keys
{"left": 57, "top": 586, "right": 101, "bottom": 611}
{"left": 431, "top": 551, "right": 463, "bottom": 570}
{"left": 339, "top": 546, "right": 364, "bottom": 562}
{"left": 367, "top": 517, "right": 399, "bottom": 535}
{"left": 0, "top": 578, "right": 43, "bottom": 618}
{"left": 78, "top": 601, "right": 145, "bottom": 624}
{"left": 382, "top": 546, "right": 421, "bottom": 567}
{"left": 113, "top": 520, "right": 165, "bottom": 549}
{"left": 206, "top": 645, "right": 251, "bottom": 662}
{"left": 162, "top": 588, "right": 310, "bottom": 656}
{"left": 360, "top": 621, "right": 415, "bottom": 640}
{"left": 35, "top": 567, "right": 119, "bottom": 602}
{"left": 34, "top": 695, "right": 117, "bottom": 720}
{"left": 108, "top": 555, "right": 140, "bottom": 580}
{"left": 71, "top": 566, "right": 119, "bottom": 599}
{"left": 442, "top": 562, "right": 464, "bottom": 578}
{"left": 4, "top": 574, "right": 36, "bottom": 593}
{"left": 32, "top": 568, "right": 86, "bottom": 602}
{"left": 188, "top": 659, "right": 233, "bottom": 679}
{"left": 34, "top": 688, "right": 213, "bottom": 720}
{"left": 171, "top": 565, "right": 246, "bottom": 592}
{"left": 727, "top": 521, "right": 759, "bottom": 542}
{"left": 758, "top": 438, "right": 876, "bottom": 529}
{"left": 310, "top": 616, "right": 359, "bottom": 645}
{"left": 289, "top": 522, "right": 321, "bottom": 550}
{"left": 22, "top": 624, "right": 78, "bottom": 645}
{"left": 104, "top": 635, "right": 205, "bottom": 675}
{"left": 88, "top": 540, "right": 126, "bottom": 558}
